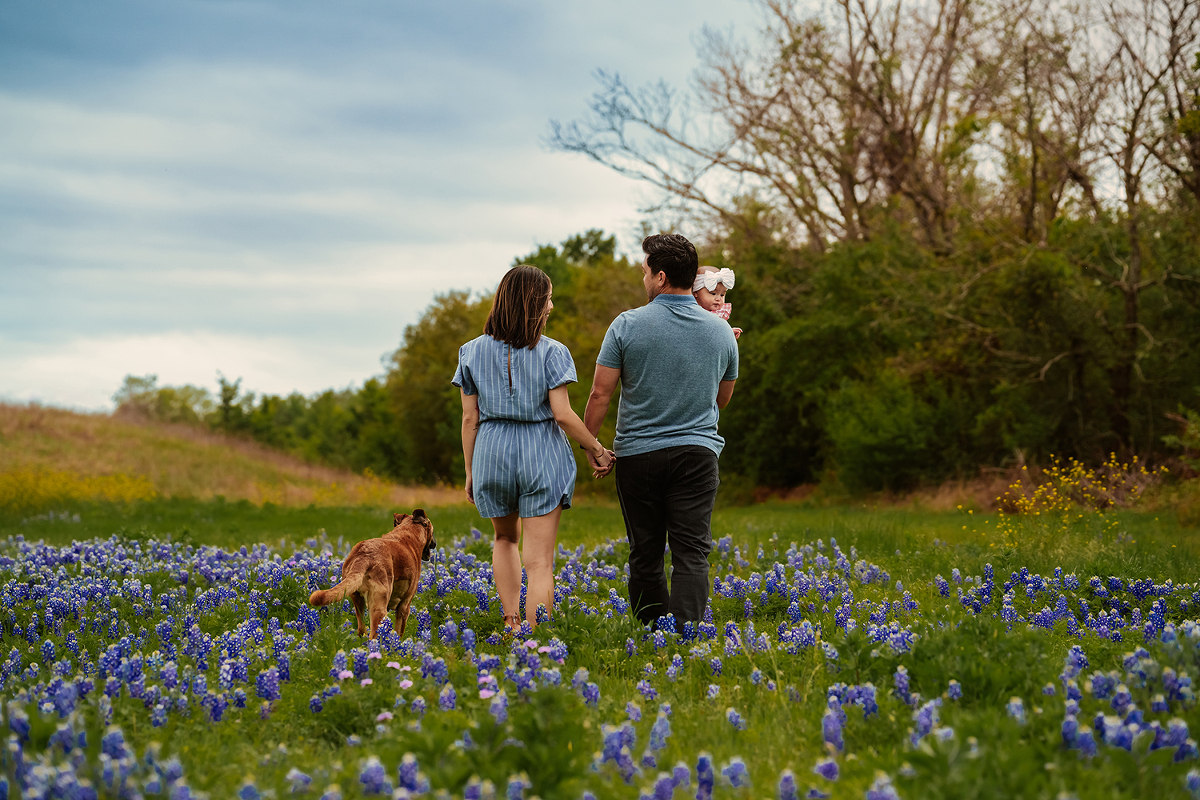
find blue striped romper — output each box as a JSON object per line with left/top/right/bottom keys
{"left": 452, "top": 334, "right": 578, "bottom": 519}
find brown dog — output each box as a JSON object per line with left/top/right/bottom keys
{"left": 307, "top": 509, "right": 436, "bottom": 639}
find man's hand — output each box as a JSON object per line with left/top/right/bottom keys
{"left": 588, "top": 448, "right": 616, "bottom": 478}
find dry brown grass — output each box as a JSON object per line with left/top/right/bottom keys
{"left": 0, "top": 403, "right": 459, "bottom": 508}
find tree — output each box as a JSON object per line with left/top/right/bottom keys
{"left": 551, "top": 0, "right": 1014, "bottom": 252}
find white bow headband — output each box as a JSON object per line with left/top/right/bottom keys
{"left": 693, "top": 267, "right": 736, "bottom": 292}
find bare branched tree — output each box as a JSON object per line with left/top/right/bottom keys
{"left": 1089, "top": 0, "right": 1199, "bottom": 441}
{"left": 550, "top": 0, "right": 1015, "bottom": 252}
{"left": 990, "top": 0, "right": 1112, "bottom": 242}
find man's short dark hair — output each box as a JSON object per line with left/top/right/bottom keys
{"left": 642, "top": 234, "right": 698, "bottom": 290}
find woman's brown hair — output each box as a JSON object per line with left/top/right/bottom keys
{"left": 483, "top": 265, "right": 552, "bottom": 349}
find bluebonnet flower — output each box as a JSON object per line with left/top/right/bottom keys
{"left": 397, "top": 753, "right": 421, "bottom": 792}
{"left": 439, "top": 683, "right": 457, "bottom": 710}
{"left": 490, "top": 689, "right": 509, "bottom": 723}
{"left": 286, "top": 768, "right": 312, "bottom": 794}
{"left": 358, "top": 756, "right": 391, "bottom": 795}
{"left": 411, "top": 696, "right": 427, "bottom": 718}
{"left": 329, "top": 650, "right": 348, "bottom": 678}
{"left": 1077, "top": 726, "right": 1098, "bottom": 757}
{"left": 582, "top": 682, "right": 600, "bottom": 707}
{"left": 637, "top": 680, "right": 658, "bottom": 701}
{"left": 812, "top": 758, "right": 838, "bottom": 781}
{"left": 778, "top": 769, "right": 798, "bottom": 800}
{"left": 822, "top": 709, "right": 843, "bottom": 751}
{"left": 1112, "top": 684, "right": 1133, "bottom": 715}
{"left": 255, "top": 667, "right": 280, "bottom": 702}
{"left": 696, "top": 753, "right": 714, "bottom": 800}
{"left": 627, "top": 701, "right": 642, "bottom": 722}
{"left": 650, "top": 772, "right": 675, "bottom": 800}
{"left": 865, "top": 773, "right": 899, "bottom": 800}
{"left": 893, "top": 665, "right": 912, "bottom": 705}
{"left": 1062, "top": 714, "right": 1080, "bottom": 748}
{"left": 706, "top": 684, "right": 720, "bottom": 700}
{"left": 709, "top": 658, "right": 722, "bottom": 677}
{"left": 1007, "top": 697, "right": 1026, "bottom": 724}
{"left": 649, "top": 713, "right": 672, "bottom": 750}
{"left": 504, "top": 773, "right": 531, "bottom": 800}
{"left": 947, "top": 679, "right": 962, "bottom": 700}
{"left": 726, "top": 707, "right": 747, "bottom": 730}
{"left": 721, "top": 757, "right": 750, "bottom": 788}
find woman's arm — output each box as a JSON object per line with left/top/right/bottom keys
{"left": 460, "top": 390, "right": 480, "bottom": 504}
{"left": 549, "top": 385, "right": 613, "bottom": 472}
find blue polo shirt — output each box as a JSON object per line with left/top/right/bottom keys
{"left": 597, "top": 293, "right": 739, "bottom": 457}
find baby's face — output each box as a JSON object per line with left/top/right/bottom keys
{"left": 694, "top": 284, "right": 727, "bottom": 312}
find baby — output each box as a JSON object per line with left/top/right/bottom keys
{"left": 693, "top": 266, "right": 742, "bottom": 339}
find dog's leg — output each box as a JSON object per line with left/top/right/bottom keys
{"left": 351, "top": 592, "right": 368, "bottom": 637}
{"left": 394, "top": 574, "right": 419, "bottom": 639}
{"left": 367, "top": 580, "right": 390, "bottom": 640}
{"left": 395, "top": 602, "right": 410, "bottom": 639}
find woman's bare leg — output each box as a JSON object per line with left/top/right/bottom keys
{"left": 491, "top": 513, "right": 522, "bottom": 629}
{"left": 520, "top": 505, "right": 562, "bottom": 628}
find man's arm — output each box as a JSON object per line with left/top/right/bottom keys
{"left": 584, "top": 364, "right": 621, "bottom": 436}
{"left": 717, "top": 380, "right": 736, "bottom": 410}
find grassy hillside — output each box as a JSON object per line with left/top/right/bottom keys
{"left": 0, "top": 403, "right": 459, "bottom": 509}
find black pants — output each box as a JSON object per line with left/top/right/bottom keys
{"left": 615, "top": 445, "right": 719, "bottom": 625}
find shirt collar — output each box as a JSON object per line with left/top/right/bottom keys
{"left": 652, "top": 293, "right": 697, "bottom": 305}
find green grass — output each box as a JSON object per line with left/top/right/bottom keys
{"left": 2, "top": 498, "right": 1199, "bottom": 799}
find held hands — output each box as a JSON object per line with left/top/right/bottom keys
{"left": 587, "top": 444, "right": 616, "bottom": 479}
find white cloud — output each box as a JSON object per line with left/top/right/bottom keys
{"left": 0, "top": 0, "right": 758, "bottom": 409}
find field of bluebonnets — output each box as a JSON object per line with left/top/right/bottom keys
{"left": 1, "top": 490, "right": 1199, "bottom": 800}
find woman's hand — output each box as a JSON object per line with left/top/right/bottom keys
{"left": 588, "top": 446, "right": 615, "bottom": 478}
{"left": 732, "top": 327, "right": 743, "bottom": 340}
{"left": 465, "top": 475, "right": 475, "bottom": 505}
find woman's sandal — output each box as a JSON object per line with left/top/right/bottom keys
{"left": 501, "top": 613, "right": 522, "bottom": 636}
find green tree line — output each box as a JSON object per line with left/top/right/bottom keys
{"left": 116, "top": 214, "right": 1200, "bottom": 493}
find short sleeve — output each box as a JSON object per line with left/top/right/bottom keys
{"left": 722, "top": 332, "right": 739, "bottom": 382}
{"left": 544, "top": 342, "right": 577, "bottom": 389}
{"left": 451, "top": 345, "right": 477, "bottom": 395}
{"left": 596, "top": 315, "right": 624, "bottom": 370}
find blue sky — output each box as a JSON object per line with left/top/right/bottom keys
{"left": 0, "top": 0, "right": 757, "bottom": 409}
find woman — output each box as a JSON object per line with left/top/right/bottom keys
{"left": 453, "top": 265, "right": 613, "bottom": 632}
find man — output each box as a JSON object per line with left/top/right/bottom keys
{"left": 584, "top": 233, "right": 738, "bottom": 625}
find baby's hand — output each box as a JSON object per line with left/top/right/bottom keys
{"left": 732, "top": 327, "right": 742, "bottom": 340}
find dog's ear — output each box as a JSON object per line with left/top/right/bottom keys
{"left": 412, "top": 508, "right": 426, "bottom": 521}
{"left": 393, "top": 512, "right": 407, "bottom": 527}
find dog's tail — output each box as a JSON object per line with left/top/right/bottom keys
{"left": 308, "top": 571, "right": 366, "bottom": 607}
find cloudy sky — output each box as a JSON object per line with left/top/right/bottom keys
{"left": 1, "top": 0, "right": 757, "bottom": 410}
